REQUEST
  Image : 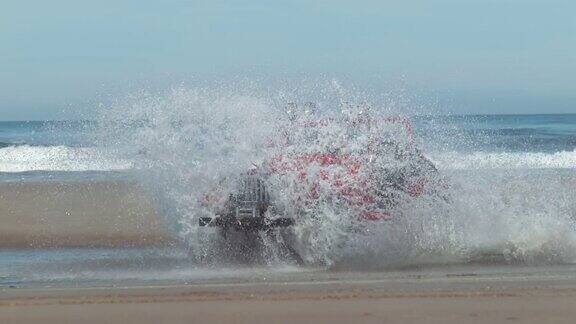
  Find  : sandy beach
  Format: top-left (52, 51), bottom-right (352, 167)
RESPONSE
top-left (1, 178), bottom-right (575, 323)
top-left (0, 181), bottom-right (175, 248)
top-left (1, 267), bottom-right (576, 323)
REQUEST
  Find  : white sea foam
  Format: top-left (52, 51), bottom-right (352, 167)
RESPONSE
top-left (2, 145), bottom-right (574, 173)
top-left (429, 150), bottom-right (576, 170)
top-left (0, 145), bottom-right (131, 173)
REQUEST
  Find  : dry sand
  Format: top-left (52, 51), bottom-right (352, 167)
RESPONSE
top-left (1, 269), bottom-right (576, 323)
top-left (0, 181), bottom-right (175, 248)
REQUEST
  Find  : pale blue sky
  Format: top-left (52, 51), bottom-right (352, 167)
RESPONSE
top-left (1, 0), bottom-right (575, 120)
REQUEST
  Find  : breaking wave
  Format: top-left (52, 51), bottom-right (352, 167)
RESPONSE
top-left (3, 146), bottom-right (574, 173)
top-left (2, 145), bottom-right (574, 173)
top-left (0, 145), bottom-right (131, 173)
top-left (429, 150), bottom-right (576, 170)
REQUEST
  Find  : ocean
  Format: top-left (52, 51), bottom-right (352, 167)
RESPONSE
top-left (0, 113), bottom-right (575, 287)
top-left (1, 114), bottom-right (575, 175)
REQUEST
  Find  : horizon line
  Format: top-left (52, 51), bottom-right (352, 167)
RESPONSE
top-left (0, 112), bottom-right (574, 123)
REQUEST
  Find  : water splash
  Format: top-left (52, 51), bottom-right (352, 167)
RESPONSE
top-left (92, 82), bottom-right (576, 268)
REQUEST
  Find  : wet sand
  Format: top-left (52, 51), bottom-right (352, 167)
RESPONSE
top-left (0, 181), bottom-right (175, 248)
top-left (1, 179), bottom-right (575, 323)
top-left (1, 267), bottom-right (576, 323)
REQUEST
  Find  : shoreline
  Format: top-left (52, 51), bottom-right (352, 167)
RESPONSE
top-left (2, 268), bottom-right (576, 323)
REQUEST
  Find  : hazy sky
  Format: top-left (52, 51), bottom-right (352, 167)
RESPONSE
top-left (1, 0), bottom-right (575, 120)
